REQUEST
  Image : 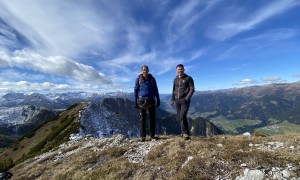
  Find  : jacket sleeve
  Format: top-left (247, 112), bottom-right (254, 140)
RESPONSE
top-left (171, 78), bottom-right (175, 101)
top-left (153, 78), bottom-right (160, 102)
top-left (134, 77), bottom-right (139, 102)
top-left (186, 76), bottom-right (195, 100)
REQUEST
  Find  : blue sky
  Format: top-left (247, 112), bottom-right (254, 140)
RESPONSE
top-left (0, 0), bottom-right (300, 94)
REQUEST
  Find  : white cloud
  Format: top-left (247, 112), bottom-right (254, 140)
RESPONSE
top-left (215, 45), bottom-right (239, 61)
top-left (0, 1), bottom-right (134, 58)
top-left (154, 57), bottom-right (184, 75)
top-left (0, 0), bottom-right (166, 80)
top-left (229, 64), bottom-right (249, 71)
top-left (0, 81), bottom-right (71, 92)
top-left (164, 0), bottom-right (219, 52)
top-left (0, 1), bottom-right (299, 93)
top-left (0, 50), bottom-right (11, 66)
top-left (293, 74), bottom-right (300, 78)
top-left (234, 77), bottom-right (288, 87)
top-left (0, 50), bottom-right (112, 84)
top-left (0, 23), bottom-right (19, 48)
top-left (236, 78), bottom-right (258, 85)
top-left (167, 0), bottom-right (219, 33)
top-left (0, 69), bottom-right (44, 81)
top-left (167, 0), bottom-right (200, 31)
top-left (0, 80), bottom-right (119, 93)
top-left (209, 0), bottom-right (300, 41)
top-left (261, 76), bottom-right (286, 83)
top-left (243, 29), bottom-right (299, 42)
top-left (191, 49), bottom-right (203, 60)
top-left (101, 52), bottom-right (184, 77)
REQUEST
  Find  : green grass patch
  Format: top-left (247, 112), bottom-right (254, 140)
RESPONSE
top-left (188, 109), bottom-right (218, 119)
top-left (210, 116), bottom-right (261, 133)
top-left (28, 116), bottom-right (78, 156)
top-left (19, 114), bottom-right (60, 141)
top-left (256, 120), bottom-right (300, 135)
top-left (0, 148), bottom-right (4, 154)
top-left (199, 111), bottom-right (218, 118)
top-left (0, 158), bottom-right (14, 171)
top-left (66, 103), bottom-right (78, 110)
top-left (267, 118), bottom-right (281, 125)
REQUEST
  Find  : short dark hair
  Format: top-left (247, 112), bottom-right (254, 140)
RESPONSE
top-left (176, 64), bottom-right (184, 69)
top-left (141, 65), bottom-right (149, 70)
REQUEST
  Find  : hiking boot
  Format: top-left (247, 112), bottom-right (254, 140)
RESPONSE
top-left (141, 137), bottom-right (146, 142)
top-left (183, 134), bottom-right (190, 140)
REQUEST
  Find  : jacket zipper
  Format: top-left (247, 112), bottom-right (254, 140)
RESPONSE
top-left (177, 77), bottom-right (181, 99)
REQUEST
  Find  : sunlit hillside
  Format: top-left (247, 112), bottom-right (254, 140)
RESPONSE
top-left (2, 133), bottom-right (300, 179)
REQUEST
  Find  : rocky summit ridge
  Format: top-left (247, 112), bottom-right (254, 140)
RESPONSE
top-left (1, 98), bottom-right (299, 179)
top-left (6, 132), bottom-right (300, 179)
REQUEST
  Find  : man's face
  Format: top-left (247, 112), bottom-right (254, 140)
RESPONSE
top-left (142, 67), bottom-right (149, 77)
top-left (176, 66), bottom-right (184, 77)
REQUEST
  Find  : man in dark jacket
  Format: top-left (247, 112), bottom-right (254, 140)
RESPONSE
top-left (134, 65), bottom-right (160, 142)
top-left (170, 64), bottom-right (195, 140)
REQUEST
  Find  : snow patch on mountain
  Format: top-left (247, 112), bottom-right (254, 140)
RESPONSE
top-left (79, 103), bottom-right (139, 138)
top-left (0, 106), bottom-right (44, 125)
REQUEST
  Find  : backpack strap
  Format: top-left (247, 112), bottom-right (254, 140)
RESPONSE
top-left (138, 74), bottom-right (143, 87)
top-left (137, 74), bottom-right (143, 93)
top-left (138, 74), bottom-right (154, 90)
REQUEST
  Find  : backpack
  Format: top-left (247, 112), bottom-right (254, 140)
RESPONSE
top-left (138, 74), bottom-right (155, 89)
top-left (137, 74), bottom-right (156, 108)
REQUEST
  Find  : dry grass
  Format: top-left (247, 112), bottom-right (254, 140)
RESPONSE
top-left (147, 134), bottom-right (300, 179)
top-left (8, 133), bottom-right (300, 179)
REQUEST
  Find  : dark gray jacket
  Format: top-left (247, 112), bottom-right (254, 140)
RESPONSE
top-left (171, 74), bottom-right (195, 101)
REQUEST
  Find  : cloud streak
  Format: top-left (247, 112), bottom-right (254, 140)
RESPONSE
top-left (0, 50), bottom-right (112, 84)
top-left (293, 74), bottom-right (300, 78)
top-left (0, 81), bottom-right (71, 92)
top-left (0, 1), bottom-right (300, 93)
top-left (236, 78), bottom-right (258, 85)
top-left (261, 77), bottom-right (286, 84)
top-left (0, 81), bottom-right (109, 92)
top-left (209, 0), bottom-right (300, 41)
top-left (0, 1), bottom-right (135, 58)
top-left (234, 76), bottom-right (288, 87)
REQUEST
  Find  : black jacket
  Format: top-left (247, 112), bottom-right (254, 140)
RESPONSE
top-left (171, 74), bottom-right (194, 101)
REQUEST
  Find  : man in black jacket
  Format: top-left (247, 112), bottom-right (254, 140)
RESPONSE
top-left (170, 64), bottom-right (195, 140)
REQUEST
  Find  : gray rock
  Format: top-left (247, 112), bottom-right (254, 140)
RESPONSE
top-left (282, 169), bottom-right (290, 178)
top-left (247, 169), bottom-right (265, 180)
top-left (242, 132), bottom-right (251, 137)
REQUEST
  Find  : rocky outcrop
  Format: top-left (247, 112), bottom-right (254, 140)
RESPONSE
top-left (100, 98), bottom-right (139, 126)
top-left (79, 103), bottom-right (140, 138)
top-left (98, 98), bottom-right (224, 137)
top-left (99, 98), bottom-right (176, 135)
top-left (9, 133), bottom-right (300, 180)
top-left (191, 117), bottom-right (224, 136)
top-left (0, 106), bottom-right (58, 137)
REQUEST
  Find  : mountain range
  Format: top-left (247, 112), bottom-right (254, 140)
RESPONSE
top-left (1, 81), bottom-right (300, 148)
top-left (1, 81), bottom-right (300, 178)
top-left (186, 81), bottom-right (300, 134)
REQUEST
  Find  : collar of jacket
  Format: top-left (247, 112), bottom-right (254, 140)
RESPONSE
top-left (177, 73), bottom-right (187, 79)
top-left (140, 73), bottom-right (153, 80)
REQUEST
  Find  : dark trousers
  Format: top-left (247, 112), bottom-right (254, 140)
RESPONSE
top-left (175, 98), bottom-right (190, 135)
top-left (140, 105), bottom-right (156, 137)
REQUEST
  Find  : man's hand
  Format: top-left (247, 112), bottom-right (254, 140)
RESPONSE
top-left (170, 100), bottom-right (174, 107)
top-left (156, 100), bottom-right (160, 107)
